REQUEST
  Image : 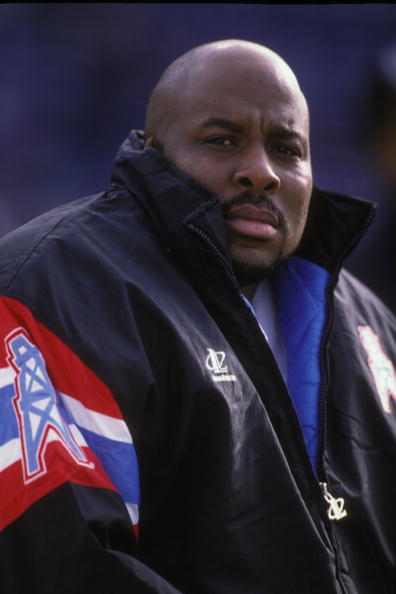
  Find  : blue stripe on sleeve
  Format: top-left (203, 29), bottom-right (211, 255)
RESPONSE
top-left (78, 428), bottom-right (140, 504)
top-left (0, 384), bottom-right (19, 445)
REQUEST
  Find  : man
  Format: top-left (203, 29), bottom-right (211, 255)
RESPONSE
top-left (0, 40), bottom-right (395, 594)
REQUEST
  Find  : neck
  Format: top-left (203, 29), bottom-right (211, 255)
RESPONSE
top-left (241, 283), bottom-right (259, 301)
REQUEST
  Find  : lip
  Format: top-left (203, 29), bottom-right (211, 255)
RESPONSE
top-left (225, 204), bottom-right (279, 240)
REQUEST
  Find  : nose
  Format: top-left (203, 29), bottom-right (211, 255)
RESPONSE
top-left (233, 147), bottom-right (280, 193)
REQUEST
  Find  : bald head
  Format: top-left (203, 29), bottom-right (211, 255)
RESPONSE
top-left (145, 40), bottom-right (307, 140)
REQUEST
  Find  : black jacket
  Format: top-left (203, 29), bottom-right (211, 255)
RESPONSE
top-left (0, 131), bottom-right (395, 594)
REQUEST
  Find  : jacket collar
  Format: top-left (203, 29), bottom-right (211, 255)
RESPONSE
top-left (111, 130), bottom-right (230, 264)
top-left (111, 130), bottom-right (376, 277)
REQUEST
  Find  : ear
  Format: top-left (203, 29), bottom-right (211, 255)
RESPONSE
top-left (144, 136), bottom-right (162, 150)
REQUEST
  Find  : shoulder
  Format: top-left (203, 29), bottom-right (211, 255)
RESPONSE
top-left (0, 188), bottom-right (147, 295)
top-left (0, 185), bottom-right (174, 343)
top-left (336, 269), bottom-right (395, 322)
top-left (0, 193), bottom-right (102, 290)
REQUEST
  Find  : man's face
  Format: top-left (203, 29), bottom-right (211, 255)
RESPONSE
top-left (151, 52), bottom-right (313, 283)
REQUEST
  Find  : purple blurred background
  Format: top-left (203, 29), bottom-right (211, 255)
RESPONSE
top-left (1, 4), bottom-right (396, 307)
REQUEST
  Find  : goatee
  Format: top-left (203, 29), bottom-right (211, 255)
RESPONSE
top-left (221, 190), bottom-right (289, 286)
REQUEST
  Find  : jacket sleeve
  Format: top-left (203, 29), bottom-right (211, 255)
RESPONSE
top-left (0, 295), bottom-right (183, 594)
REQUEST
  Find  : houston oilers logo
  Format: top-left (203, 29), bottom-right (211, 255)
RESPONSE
top-left (205, 348), bottom-right (236, 383)
top-left (6, 330), bottom-right (93, 483)
top-left (358, 325), bottom-right (396, 414)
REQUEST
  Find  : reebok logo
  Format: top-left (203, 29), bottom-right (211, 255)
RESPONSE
top-left (205, 348), bottom-right (236, 383)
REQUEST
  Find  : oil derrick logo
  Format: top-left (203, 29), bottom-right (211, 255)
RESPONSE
top-left (6, 330), bottom-right (92, 483)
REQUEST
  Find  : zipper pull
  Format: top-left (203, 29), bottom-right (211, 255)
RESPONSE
top-left (319, 482), bottom-right (348, 521)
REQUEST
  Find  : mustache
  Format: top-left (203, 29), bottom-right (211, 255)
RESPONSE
top-left (221, 191), bottom-right (287, 230)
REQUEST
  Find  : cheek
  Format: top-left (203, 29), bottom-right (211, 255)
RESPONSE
top-left (177, 156), bottom-right (229, 195)
top-left (283, 175), bottom-right (312, 232)
top-left (166, 148), bottom-right (204, 182)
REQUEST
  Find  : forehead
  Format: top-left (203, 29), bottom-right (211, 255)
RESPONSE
top-left (173, 54), bottom-right (308, 134)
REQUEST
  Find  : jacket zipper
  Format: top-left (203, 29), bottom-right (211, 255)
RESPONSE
top-left (316, 204), bottom-right (375, 488)
top-left (319, 482), bottom-right (348, 521)
top-left (189, 221), bottom-right (352, 523)
top-left (186, 224), bottom-right (238, 287)
top-left (314, 206), bottom-right (375, 593)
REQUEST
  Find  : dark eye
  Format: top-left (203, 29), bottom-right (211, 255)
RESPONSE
top-left (272, 144), bottom-right (301, 158)
top-left (205, 136), bottom-right (236, 147)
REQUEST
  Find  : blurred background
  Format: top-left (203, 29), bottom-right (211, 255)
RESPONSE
top-left (1, 3), bottom-right (396, 310)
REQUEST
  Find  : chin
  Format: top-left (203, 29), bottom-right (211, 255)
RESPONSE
top-left (231, 251), bottom-right (289, 286)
